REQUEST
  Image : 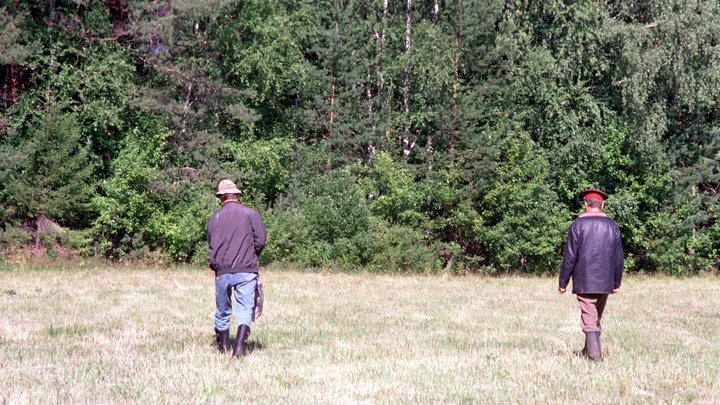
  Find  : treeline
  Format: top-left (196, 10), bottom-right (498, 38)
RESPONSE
top-left (1, 0), bottom-right (718, 274)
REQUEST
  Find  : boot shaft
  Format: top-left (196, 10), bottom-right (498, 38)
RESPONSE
top-left (215, 328), bottom-right (231, 354)
top-left (585, 331), bottom-right (602, 361)
top-left (233, 325), bottom-right (251, 357)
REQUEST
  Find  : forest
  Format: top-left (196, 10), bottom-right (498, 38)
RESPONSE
top-left (0, 0), bottom-right (718, 274)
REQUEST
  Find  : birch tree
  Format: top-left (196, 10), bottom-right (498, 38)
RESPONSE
top-left (401, 0), bottom-right (415, 163)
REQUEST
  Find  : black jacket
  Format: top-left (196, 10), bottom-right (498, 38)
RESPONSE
top-left (207, 202), bottom-right (267, 275)
top-left (559, 215), bottom-right (623, 294)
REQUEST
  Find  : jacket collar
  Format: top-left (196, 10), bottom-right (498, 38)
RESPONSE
top-left (579, 212), bottom-right (607, 217)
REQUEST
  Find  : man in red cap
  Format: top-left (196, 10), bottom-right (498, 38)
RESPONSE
top-left (558, 189), bottom-right (624, 360)
top-left (207, 179), bottom-right (266, 357)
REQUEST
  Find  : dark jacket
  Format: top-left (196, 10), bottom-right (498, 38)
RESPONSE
top-left (559, 215), bottom-right (623, 294)
top-left (207, 201), bottom-right (267, 275)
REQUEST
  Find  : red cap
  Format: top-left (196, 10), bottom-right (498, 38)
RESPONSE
top-left (580, 189), bottom-right (608, 201)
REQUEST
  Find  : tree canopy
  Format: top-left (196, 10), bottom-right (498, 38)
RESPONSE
top-left (1, 0), bottom-right (718, 274)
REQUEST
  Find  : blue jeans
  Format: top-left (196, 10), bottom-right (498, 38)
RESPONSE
top-left (214, 272), bottom-right (257, 331)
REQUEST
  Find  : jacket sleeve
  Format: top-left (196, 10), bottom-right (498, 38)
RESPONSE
top-left (613, 228), bottom-right (624, 287)
top-left (250, 209), bottom-right (267, 255)
top-left (559, 223), bottom-right (577, 289)
top-left (207, 218), bottom-right (216, 271)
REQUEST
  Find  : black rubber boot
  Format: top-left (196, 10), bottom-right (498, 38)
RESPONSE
top-left (586, 331), bottom-right (601, 361)
top-left (215, 328), bottom-right (231, 354)
top-left (233, 324), bottom-right (251, 357)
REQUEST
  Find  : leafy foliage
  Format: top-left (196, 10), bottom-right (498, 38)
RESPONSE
top-left (0, 0), bottom-right (719, 273)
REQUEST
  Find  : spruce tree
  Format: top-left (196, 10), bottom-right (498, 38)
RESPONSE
top-left (2, 111), bottom-right (96, 227)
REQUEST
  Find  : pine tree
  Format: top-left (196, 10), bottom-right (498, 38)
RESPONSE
top-left (2, 111), bottom-right (96, 227)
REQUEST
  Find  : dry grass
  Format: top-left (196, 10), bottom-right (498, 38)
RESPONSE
top-left (1, 262), bottom-right (719, 404)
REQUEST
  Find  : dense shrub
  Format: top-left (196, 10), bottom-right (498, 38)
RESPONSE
top-left (479, 132), bottom-right (569, 273)
top-left (367, 220), bottom-right (439, 273)
top-left (92, 122), bottom-right (171, 260)
top-left (217, 137), bottom-right (293, 203)
top-left (262, 170), bottom-right (372, 268)
top-left (262, 159), bottom-right (461, 272)
top-left (639, 195), bottom-right (716, 275)
top-left (361, 152), bottom-right (424, 225)
top-left (93, 120), bottom-right (220, 263)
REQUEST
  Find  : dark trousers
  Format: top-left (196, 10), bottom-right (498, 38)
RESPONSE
top-left (576, 294), bottom-right (608, 332)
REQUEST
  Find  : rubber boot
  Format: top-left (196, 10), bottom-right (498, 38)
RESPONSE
top-left (233, 324), bottom-right (251, 357)
top-left (585, 331), bottom-right (601, 361)
top-left (215, 328), bottom-right (231, 354)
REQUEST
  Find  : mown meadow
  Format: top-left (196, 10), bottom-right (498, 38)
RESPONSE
top-left (1, 262), bottom-right (718, 403)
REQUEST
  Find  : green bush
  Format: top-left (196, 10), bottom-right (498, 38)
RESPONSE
top-left (260, 206), bottom-right (308, 265)
top-left (92, 121), bottom-right (171, 260)
top-left (367, 220), bottom-right (439, 273)
top-left (146, 182), bottom-right (216, 263)
top-left (262, 170), bottom-right (372, 268)
top-left (300, 173), bottom-right (371, 243)
top-left (217, 137), bottom-right (293, 202)
top-left (479, 132), bottom-right (569, 273)
top-left (57, 229), bottom-right (95, 256)
top-left (0, 225), bottom-right (32, 247)
top-left (93, 122), bottom-right (217, 262)
top-left (420, 167), bottom-right (484, 271)
top-left (641, 195), bottom-right (715, 275)
top-left (362, 152), bottom-right (424, 225)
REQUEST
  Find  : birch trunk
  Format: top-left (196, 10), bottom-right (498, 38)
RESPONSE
top-left (47, 0), bottom-right (56, 22)
top-left (327, 8), bottom-right (340, 172)
top-left (450, 0), bottom-right (463, 165)
top-left (402, 0), bottom-right (414, 163)
top-left (403, 0), bottom-right (412, 116)
top-left (366, 69), bottom-right (375, 163)
top-left (379, 0), bottom-right (394, 156)
top-left (377, 0), bottom-right (388, 92)
top-left (327, 77), bottom-right (336, 172)
top-left (11, 65), bottom-right (18, 104)
top-left (3, 68), bottom-right (7, 109)
top-left (428, 0), bottom-right (442, 170)
top-left (180, 82), bottom-right (193, 137)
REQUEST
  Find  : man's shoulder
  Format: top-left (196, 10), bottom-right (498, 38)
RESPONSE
top-left (222, 202), bottom-right (262, 217)
top-left (573, 215), bottom-right (620, 229)
top-left (209, 202), bottom-right (261, 218)
top-left (209, 204), bottom-right (227, 217)
top-left (207, 206), bottom-right (222, 226)
top-left (208, 203), bottom-right (239, 221)
top-left (240, 203), bottom-right (263, 216)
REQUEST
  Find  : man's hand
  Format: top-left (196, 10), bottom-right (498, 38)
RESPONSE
top-left (558, 287), bottom-right (566, 294)
top-left (613, 285), bottom-right (620, 293)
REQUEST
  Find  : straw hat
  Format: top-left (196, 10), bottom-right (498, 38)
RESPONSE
top-left (216, 179), bottom-right (241, 196)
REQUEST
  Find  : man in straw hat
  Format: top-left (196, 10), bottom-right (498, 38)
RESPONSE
top-left (207, 179), bottom-right (266, 357)
top-left (558, 189), bottom-right (624, 360)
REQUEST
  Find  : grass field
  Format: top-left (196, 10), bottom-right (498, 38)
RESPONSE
top-left (1, 262), bottom-right (719, 404)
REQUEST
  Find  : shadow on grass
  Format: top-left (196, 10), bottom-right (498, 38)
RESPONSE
top-left (243, 340), bottom-right (266, 353)
top-left (207, 337), bottom-right (265, 355)
top-left (213, 336), bottom-right (266, 353)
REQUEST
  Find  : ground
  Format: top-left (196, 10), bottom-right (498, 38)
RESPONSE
top-left (1, 262), bottom-right (718, 403)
